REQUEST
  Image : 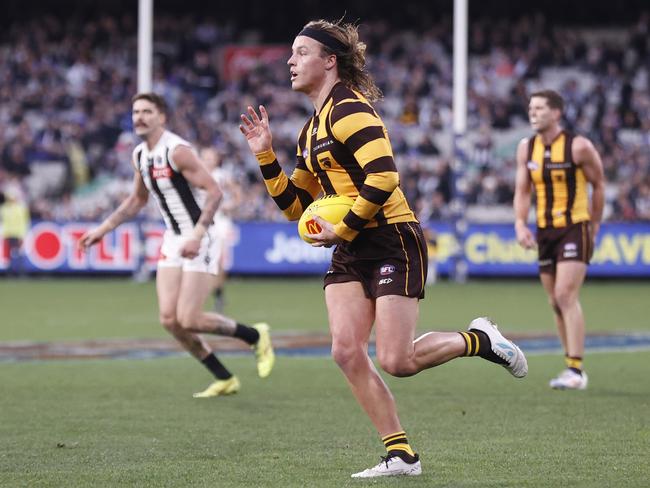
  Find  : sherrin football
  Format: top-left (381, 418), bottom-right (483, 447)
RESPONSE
top-left (298, 194), bottom-right (355, 243)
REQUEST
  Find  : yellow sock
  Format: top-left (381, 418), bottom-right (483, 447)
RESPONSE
top-left (566, 356), bottom-right (583, 373)
top-left (460, 331), bottom-right (480, 356)
top-left (382, 431), bottom-right (415, 457)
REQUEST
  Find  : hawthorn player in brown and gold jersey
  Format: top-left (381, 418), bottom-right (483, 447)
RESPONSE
top-left (241, 19), bottom-right (527, 478)
top-left (515, 89), bottom-right (605, 390)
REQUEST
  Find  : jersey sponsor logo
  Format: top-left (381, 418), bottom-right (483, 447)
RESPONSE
top-left (545, 162), bottom-right (572, 170)
top-left (380, 264), bottom-right (395, 275)
top-left (152, 167), bottom-right (173, 179)
top-left (313, 139), bottom-right (334, 152)
top-left (526, 161), bottom-right (539, 171)
top-left (378, 277), bottom-right (393, 285)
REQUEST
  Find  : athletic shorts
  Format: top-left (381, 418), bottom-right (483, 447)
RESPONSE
top-left (537, 221), bottom-right (592, 273)
top-left (212, 213), bottom-right (234, 268)
top-left (157, 227), bottom-right (221, 275)
top-left (324, 222), bottom-right (428, 299)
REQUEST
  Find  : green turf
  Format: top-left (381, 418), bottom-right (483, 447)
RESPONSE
top-left (1, 277), bottom-right (649, 487)
top-left (0, 278), bottom-right (649, 341)
top-left (0, 354), bottom-right (648, 487)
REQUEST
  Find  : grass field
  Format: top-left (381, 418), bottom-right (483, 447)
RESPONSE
top-left (1, 277), bottom-right (649, 487)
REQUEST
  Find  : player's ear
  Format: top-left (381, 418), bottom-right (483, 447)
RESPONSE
top-left (324, 53), bottom-right (337, 71)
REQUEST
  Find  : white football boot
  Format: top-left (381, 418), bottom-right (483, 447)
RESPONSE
top-left (351, 454), bottom-right (422, 478)
top-left (550, 369), bottom-right (588, 390)
top-left (468, 317), bottom-right (528, 378)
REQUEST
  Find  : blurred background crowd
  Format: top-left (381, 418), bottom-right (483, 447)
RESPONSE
top-left (1, 7), bottom-right (649, 224)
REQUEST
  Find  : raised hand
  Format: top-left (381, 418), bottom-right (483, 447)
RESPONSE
top-left (239, 105), bottom-right (273, 154)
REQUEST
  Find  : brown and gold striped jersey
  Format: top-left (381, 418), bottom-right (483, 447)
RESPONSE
top-left (256, 82), bottom-right (416, 241)
top-left (526, 130), bottom-right (590, 228)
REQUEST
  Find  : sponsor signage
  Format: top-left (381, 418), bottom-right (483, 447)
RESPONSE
top-left (1, 221), bottom-right (649, 277)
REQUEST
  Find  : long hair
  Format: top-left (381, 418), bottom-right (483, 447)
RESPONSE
top-left (303, 19), bottom-right (382, 102)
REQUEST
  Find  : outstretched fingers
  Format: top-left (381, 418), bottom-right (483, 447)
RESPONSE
top-left (259, 105), bottom-right (269, 124)
top-left (247, 105), bottom-right (262, 124)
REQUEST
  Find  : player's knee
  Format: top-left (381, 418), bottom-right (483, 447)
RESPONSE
top-left (331, 341), bottom-right (364, 370)
top-left (159, 312), bottom-right (179, 333)
top-left (554, 289), bottom-right (577, 310)
top-left (377, 354), bottom-right (416, 377)
top-left (177, 311), bottom-right (200, 330)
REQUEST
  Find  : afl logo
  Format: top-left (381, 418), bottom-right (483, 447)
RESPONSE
top-left (380, 264), bottom-right (395, 275)
top-left (302, 149), bottom-right (309, 159)
top-left (526, 161), bottom-right (539, 171)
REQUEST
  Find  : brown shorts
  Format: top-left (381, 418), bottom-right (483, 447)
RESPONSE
top-left (324, 222), bottom-right (428, 299)
top-left (537, 221), bottom-right (593, 273)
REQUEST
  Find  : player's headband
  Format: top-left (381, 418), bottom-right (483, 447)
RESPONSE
top-left (297, 27), bottom-right (347, 54)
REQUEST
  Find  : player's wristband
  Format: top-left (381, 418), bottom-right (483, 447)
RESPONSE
top-left (255, 149), bottom-right (277, 165)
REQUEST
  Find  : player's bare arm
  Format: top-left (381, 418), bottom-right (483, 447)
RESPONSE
top-left (173, 144), bottom-right (223, 257)
top-left (513, 138), bottom-right (536, 249)
top-left (79, 171), bottom-right (149, 251)
top-left (573, 136), bottom-right (606, 239)
top-left (239, 105), bottom-right (273, 155)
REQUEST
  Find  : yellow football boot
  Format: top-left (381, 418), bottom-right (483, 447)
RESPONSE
top-left (253, 323), bottom-right (275, 378)
top-left (192, 376), bottom-right (241, 398)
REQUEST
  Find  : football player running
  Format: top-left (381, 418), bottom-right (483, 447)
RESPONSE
top-left (80, 93), bottom-right (274, 397)
top-left (240, 19), bottom-right (527, 478)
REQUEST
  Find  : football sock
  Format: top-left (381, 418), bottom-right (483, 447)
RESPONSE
top-left (382, 431), bottom-right (417, 462)
top-left (201, 353), bottom-right (232, 380)
top-left (233, 323), bottom-right (260, 345)
top-left (565, 355), bottom-right (583, 375)
top-left (214, 287), bottom-right (224, 312)
top-left (459, 331), bottom-right (507, 365)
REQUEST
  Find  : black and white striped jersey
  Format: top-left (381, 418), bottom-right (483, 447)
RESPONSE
top-left (133, 130), bottom-right (206, 236)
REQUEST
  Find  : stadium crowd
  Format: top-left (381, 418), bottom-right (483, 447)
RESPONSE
top-left (0, 12), bottom-right (649, 223)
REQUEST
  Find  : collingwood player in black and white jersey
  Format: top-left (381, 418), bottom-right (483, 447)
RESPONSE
top-left (80, 93), bottom-right (274, 398)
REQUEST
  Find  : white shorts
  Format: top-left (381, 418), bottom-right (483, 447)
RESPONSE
top-left (212, 213), bottom-right (234, 267)
top-left (157, 228), bottom-right (221, 275)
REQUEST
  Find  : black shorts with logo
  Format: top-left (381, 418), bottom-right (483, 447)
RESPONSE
top-left (324, 222), bottom-right (428, 299)
top-left (537, 221), bottom-right (593, 273)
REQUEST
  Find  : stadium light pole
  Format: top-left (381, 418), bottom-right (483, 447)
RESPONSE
top-left (451, 0), bottom-right (469, 283)
top-left (137, 0), bottom-right (153, 92)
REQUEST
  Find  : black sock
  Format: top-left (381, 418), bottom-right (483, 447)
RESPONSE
top-left (233, 323), bottom-right (260, 345)
top-left (459, 331), bottom-right (507, 365)
top-left (388, 450), bottom-right (419, 463)
top-left (214, 288), bottom-right (225, 311)
top-left (201, 353), bottom-right (232, 380)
